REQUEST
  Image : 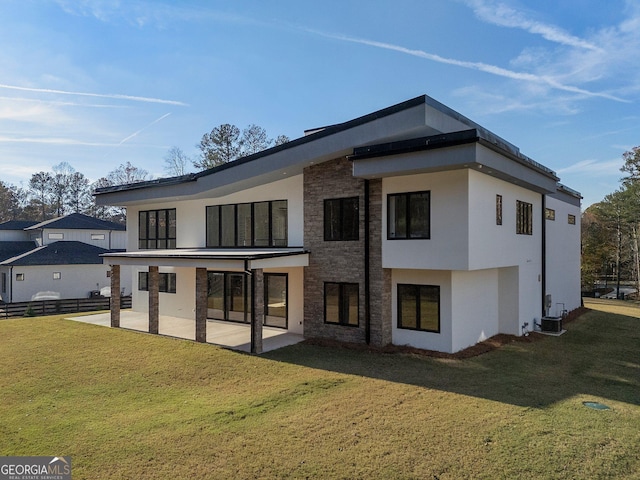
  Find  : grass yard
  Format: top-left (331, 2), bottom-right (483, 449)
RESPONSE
top-left (0, 301), bottom-right (639, 479)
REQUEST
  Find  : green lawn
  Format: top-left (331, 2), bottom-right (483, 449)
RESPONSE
top-left (1, 301), bottom-right (639, 479)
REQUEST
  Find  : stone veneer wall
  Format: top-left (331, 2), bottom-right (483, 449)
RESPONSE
top-left (303, 157), bottom-right (391, 346)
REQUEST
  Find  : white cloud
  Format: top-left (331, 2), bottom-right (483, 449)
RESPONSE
top-left (557, 158), bottom-right (623, 176)
top-left (463, 0), bottom-right (602, 51)
top-left (305, 29), bottom-right (625, 102)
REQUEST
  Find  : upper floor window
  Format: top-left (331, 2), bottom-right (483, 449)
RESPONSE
top-left (48, 233), bottom-right (64, 240)
top-left (568, 214), bottom-right (576, 225)
top-left (206, 200), bottom-right (287, 248)
top-left (516, 200), bottom-right (533, 235)
top-left (91, 233), bottom-right (106, 240)
top-left (324, 197), bottom-right (359, 241)
top-left (139, 209), bottom-right (177, 249)
top-left (545, 208), bottom-right (555, 221)
top-left (496, 194), bottom-right (503, 225)
top-left (388, 191), bottom-right (430, 240)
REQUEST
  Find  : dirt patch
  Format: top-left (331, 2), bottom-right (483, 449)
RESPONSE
top-left (303, 306), bottom-right (590, 360)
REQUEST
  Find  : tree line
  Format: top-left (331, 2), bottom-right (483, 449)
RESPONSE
top-left (582, 146), bottom-right (640, 296)
top-left (0, 122), bottom-right (289, 224)
top-left (0, 161), bottom-right (149, 224)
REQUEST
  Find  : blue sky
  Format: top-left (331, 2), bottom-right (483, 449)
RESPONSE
top-left (1, 0), bottom-right (639, 208)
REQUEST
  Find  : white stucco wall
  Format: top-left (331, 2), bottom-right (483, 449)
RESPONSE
top-left (126, 175), bottom-right (304, 251)
top-left (451, 268), bottom-right (500, 352)
top-left (383, 170), bottom-right (469, 270)
top-left (545, 195), bottom-right (582, 315)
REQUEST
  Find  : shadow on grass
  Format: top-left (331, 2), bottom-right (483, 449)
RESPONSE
top-left (264, 307), bottom-right (640, 409)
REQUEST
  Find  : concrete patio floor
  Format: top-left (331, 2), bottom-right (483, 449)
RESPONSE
top-left (67, 311), bottom-right (304, 353)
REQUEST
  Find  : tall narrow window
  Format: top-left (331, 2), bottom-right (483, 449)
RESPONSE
top-left (516, 200), bottom-right (533, 235)
top-left (496, 194), bottom-right (503, 225)
top-left (568, 214), bottom-right (576, 225)
top-left (388, 191), bottom-right (430, 239)
top-left (324, 197), bottom-right (359, 241)
top-left (397, 284), bottom-right (440, 333)
top-left (264, 273), bottom-right (287, 328)
top-left (1, 272), bottom-right (6, 293)
top-left (324, 282), bottom-right (359, 326)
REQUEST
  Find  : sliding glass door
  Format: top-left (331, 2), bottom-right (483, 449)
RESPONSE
top-left (207, 271), bottom-right (287, 329)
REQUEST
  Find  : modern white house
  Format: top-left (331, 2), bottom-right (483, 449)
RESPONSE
top-left (0, 213), bottom-right (130, 303)
top-left (95, 95), bottom-right (581, 354)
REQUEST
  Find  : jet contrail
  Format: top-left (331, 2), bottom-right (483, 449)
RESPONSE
top-left (0, 83), bottom-right (188, 106)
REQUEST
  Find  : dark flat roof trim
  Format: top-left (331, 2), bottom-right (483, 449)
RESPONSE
top-left (349, 129), bottom-right (479, 160)
top-left (349, 129), bottom-right (558, 180)
top-left (101, 248), bottom-right (310, 261)
top-left (94, 96), bottom-right (430, 196)
top-left (557, 183), bottom-right (582, 199)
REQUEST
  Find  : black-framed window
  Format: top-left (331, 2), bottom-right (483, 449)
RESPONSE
top-left (397, 284), bottom-right (440, 333)
top-left (516, 200), bottom-right (533, 235)
top-left (545, 208), bottom-right (556, 221)
top-left (264, 273), bottom-right (287, 329)
top-left (568, 214), bottom-right (576, 225)
top-left (324, 282), bottom-right (359, 326)
top-left (496, 194), bottom-right (503, 225)
top-left (139, 209), bottom-right (177, 249)
top-left (324, 197), bottom-right (359, 241)
top-left (1, 272), bottom-right (6, 293)
top-left (388, 191), bottom-right (430, 239)
top-left (138, 272), bottom-right (177, 294)
top-left (206, 200), bottom-right (287, 247)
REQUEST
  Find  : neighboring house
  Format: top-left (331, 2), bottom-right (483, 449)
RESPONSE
top-left (0, 213), bottom-right (130, 303)
top-left (95, 95), bottom-right (581, 354)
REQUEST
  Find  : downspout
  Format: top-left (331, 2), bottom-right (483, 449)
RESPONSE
top-left (364, 180), bottom-right (371, 345)
top-left (541, 193), bottom-right (547, 317)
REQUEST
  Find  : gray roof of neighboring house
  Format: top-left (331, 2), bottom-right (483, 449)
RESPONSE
top-left (26, 213), bottom-right (125, 231)
top-left (0, 220), bottom-right (38, 231)
top-left (0, 241), bottom-right (112, 266)
top-left (0, 241), bottom-right (37, 263)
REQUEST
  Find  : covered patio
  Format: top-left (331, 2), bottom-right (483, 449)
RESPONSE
top-left (69, 310), bottom-right (304, 353)
top-left (102, 248), bottom-right (309, 354)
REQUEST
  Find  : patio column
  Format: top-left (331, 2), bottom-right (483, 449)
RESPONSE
top-left (110, 264), bottom-right (120, 328)
top-left (251, 268), bottom-right (264, 354)
top-left (148, 266), bottom-right (159, 334)
top-left (195, 268), bottom-right (207, 343)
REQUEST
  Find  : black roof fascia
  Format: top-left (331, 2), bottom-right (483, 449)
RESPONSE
top-left (349, 129), bottom-right (480, 160)
top-left (94, 96), bottom-right (430, 196)
top-left (101, 248), bottom-right (309, 261)
top-left (349, 128), bottom-right (558, 181)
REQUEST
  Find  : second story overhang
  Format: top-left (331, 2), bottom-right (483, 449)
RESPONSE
top-left (348, 129), bottom-right (560, 195)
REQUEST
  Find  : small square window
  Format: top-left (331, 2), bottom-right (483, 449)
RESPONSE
top-left (16, 273), bottom-right (24, 281)
top-left (53, 272), bottom-right (61, 280)
top-left (545, 208), bottom-right (555, 221)
top-left (568, 214), bottom-right (576, 225)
